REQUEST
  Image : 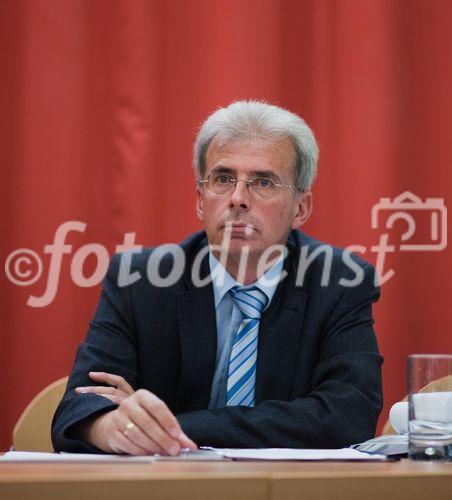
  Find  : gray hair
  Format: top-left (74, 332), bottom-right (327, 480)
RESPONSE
top-left (193, 100), bottom-right (319, 191)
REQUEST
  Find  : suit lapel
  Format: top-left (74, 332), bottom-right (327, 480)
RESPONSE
top-left (175, 251), bottom-right (217, 412)
top-left (255, 250), bottom-right (307, 403)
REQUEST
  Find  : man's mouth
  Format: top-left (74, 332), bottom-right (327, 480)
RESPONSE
top-left (223, 221), bottom-right (256, 237)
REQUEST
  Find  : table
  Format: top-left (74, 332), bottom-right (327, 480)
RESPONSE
top-left (1, 459), bottom-right (452, 500)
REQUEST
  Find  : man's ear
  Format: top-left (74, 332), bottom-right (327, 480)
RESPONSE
top-left (196, 186), bottom-right (204, 221)
top-left (291, 191), bottom-right (313, 229)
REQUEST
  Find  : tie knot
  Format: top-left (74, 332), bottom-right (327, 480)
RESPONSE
top-left (229, 286), bottom-right (268, 319)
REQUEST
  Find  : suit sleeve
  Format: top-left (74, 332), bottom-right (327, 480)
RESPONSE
top-left (51, 254), bottom-right (138, 453)
top-left (177, 262), bottom-right (383, 449)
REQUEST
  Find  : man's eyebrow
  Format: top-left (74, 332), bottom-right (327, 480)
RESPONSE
top-left (209, 166), bottom-right (281, 181)
top-left (250, 169), bottom-right (279, 179)
top-left (210, 166), bottom-right (234, 174)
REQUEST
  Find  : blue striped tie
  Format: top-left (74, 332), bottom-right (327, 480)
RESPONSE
top-left (226, 286), bottom-right (268, 407)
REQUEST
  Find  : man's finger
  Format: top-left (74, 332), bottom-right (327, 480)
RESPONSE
top-left (75, 386), bottom-right (126, 397)
top-left (76, 386), bottom-right (114, 394)
top-left (118, 418), bottom-right (165, 455)
top-left (175, 430), bottom-right (198, 450)
top-left (88, 372), bottom-right (134, 394)
top-left (135, 390), bottom-right (183, 441)
top-left (112, 430), bottom-right (152, 456)
top-left (120, 395), bottom-right (182, 455)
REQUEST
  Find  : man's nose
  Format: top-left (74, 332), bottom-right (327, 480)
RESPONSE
top-left (229, 179), bottom-right (251, 210)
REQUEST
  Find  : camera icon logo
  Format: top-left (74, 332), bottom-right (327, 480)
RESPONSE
top-left (371, 191), bottom-right (447, 251)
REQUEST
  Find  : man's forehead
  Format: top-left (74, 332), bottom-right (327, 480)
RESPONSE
top-left (205, 136), bottom-right (296, 169)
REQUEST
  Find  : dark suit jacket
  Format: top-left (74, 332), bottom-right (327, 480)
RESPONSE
top-left (52, 230), bottom-right (383, 453)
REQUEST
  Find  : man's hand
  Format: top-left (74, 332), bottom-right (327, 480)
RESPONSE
top-left (75, 372), bottom-right (134, 403)
top-left (82, 389), bottom-right (197, 455)
top-left (75, 373), bottom-right (197, 455)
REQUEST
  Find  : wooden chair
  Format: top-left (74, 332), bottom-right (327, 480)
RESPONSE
top-left (12, 376), bottom-right (68, 452)
top-left (381, 374), bottom-right (452, 435)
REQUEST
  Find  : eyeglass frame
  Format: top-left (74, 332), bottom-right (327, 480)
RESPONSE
top-left (197, 173), bottom-right (299, 197)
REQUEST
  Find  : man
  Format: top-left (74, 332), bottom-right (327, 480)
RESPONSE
top-left (52, 100), bottom-right (383, 455)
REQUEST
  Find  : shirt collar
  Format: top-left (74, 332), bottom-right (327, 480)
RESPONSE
top-left (209, 251), bottom-right (284, 310)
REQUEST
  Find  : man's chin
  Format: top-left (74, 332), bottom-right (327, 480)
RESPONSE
top-left (225, 239), bottom-right (262, 259)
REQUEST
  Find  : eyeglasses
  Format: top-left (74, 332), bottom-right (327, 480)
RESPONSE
top-left (198, 172), bottom-right (298, 199)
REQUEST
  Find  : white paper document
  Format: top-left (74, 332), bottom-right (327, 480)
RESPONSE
top-left (1, 451), bottom-right (155, 463)
top-left (1, 450), bottom-right (225, 463)
top-left (203, 447), bottom-right (389, 461)
top-left (2, 447), bottom-right (388, 463)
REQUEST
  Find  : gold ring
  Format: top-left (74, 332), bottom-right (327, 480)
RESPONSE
top-left (123, 421), bottom-right (135, 437)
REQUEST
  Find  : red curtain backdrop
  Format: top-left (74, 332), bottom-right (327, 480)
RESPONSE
top-left (1, 0), bottom-right (451, 451)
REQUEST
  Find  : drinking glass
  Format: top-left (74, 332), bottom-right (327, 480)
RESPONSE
top-left (408, 354), bottom-right (452, 460)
